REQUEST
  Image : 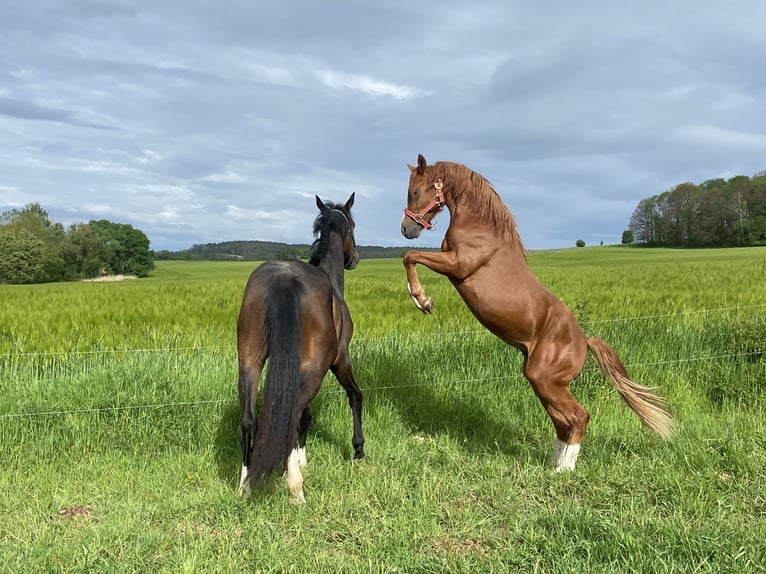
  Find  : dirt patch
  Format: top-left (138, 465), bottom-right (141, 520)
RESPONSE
top-left (54, 504), bottom-right (95, 521)
top-left (82, 275), bottom-right (137, 282)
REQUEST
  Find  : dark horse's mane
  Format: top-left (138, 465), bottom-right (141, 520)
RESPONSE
top-left (309, 202), bottom-right (354, 266)
top-left (440, 162), bottom-right (525, 253)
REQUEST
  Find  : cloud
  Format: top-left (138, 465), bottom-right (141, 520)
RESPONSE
top-left (317, 70), bottom-right (423, 100)
top-left (0, 1), bottom-right (764, 252)
top-left (0, 96), bottom-right (116, 129)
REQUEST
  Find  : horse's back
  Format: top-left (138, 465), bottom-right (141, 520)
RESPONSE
top-left (238, 259), bottom-right (338, 365)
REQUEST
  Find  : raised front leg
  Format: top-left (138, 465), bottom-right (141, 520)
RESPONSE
top-left (403, 248), bottom-right (494, 313)
top-left (403, 250), bottom-right (455, 313)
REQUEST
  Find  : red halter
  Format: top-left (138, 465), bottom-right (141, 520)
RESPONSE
top-left (403, 179), bottom-right (444, 230)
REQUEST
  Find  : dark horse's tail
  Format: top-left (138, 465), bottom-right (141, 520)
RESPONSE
top-left (587, 337), bottom-right (674, 439)
top-left (249, 281), bottom-right (302, 484)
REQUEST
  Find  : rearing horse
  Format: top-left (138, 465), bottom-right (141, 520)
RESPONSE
top-left (237, 193), bottom-right (364, 503)
top-left (400, 154), bottom-right (672, 471)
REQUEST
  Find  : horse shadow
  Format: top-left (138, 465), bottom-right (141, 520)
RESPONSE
top-left (212, 346), bottom-right (547, 487)
top-left (213, 400), bottom-right (242, 488)
top-left (212, 383), bottom-right (364, 488)
top-left (362, 347), bottom-right (546, 464)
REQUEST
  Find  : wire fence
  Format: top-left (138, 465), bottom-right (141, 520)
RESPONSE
top-left (2, 303), bottom-right (764, 420)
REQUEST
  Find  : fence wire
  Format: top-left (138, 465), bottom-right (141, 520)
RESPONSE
top-left (1, 303), bottom-right (764, 420)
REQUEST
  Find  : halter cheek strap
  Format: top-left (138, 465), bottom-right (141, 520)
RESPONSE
top-left (403, 179), bottom-right (444, 230)
top-left (332, 208), bottom-right (357, 269)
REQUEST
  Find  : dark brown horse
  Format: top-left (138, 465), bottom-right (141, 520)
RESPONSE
top-left (400, 154), bottom-right (672, 471)
top-left (237, 193), bottom-right (364, 503)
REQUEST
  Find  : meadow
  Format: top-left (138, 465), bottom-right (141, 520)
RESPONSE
top-left (1, 246), bottom-right (765, 573)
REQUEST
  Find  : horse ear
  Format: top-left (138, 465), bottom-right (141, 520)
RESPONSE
top-left (407, 163), bottom-right (416, 173)
top-left (417, 154), bottom-right (427, 174)
top-left (344, 192), bottom-right (355, 211)
top-left (316, 195), bottom-right (329, 212)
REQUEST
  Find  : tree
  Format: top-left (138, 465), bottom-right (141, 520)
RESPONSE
top-left (0, 231), bottom-right (53, 283)
top-left (747, 175), bottom-right (766, 245)
top-left (627, 170), bottom-right (766, 248)
top-left (88, 220), bottom-right (154, 277)
top-left (0, 204), bottom-right (155, 283)
top-left (0, 203), bottom-right (65, 281)
top-left (63, 223), bottom-right (111, 279)
top-left (621, 230), bottom-right (633, 244)
top-left (666, 183), bottom-right (702, 246)
top-left (575, 239), bottom-right (585, 248)
top-left (629, 197), bottom-right (662, 244)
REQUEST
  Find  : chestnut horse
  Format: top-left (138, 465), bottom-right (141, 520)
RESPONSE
top-left (400, 154), bottom-right (672, 471)
top-left (237, 194), bottom-right (364, 503)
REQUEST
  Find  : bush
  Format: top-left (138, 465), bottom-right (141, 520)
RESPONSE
top-left (702, 315), bottom-right (766, 406)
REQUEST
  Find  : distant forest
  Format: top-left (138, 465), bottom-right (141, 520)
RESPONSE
top-left (1, 203), bottom-right (154, 284)
top-left (627, 171), bottom-right (766, 247)
top-left (154, 241), bottom-right (434, 261)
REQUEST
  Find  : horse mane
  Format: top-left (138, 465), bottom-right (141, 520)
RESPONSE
top-left (440, 162), bottom-right (525, 252)
top-left (309, 203), bottom-right (354, 266)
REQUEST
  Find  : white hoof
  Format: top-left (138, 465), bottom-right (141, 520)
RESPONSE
top-left (551, 439), bottom-right (580, 472)
top-left (297, 446), bottom-right (307, 468)
top-left (287, 448), bottom-right (305, 503)
top-left (238, 465), bottom-right (251, 497)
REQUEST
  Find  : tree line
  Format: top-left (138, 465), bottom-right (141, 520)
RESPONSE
top-left (0, 203), bottom-right (154, 284)
top-left (627, 171), bottom-right (766, 247)
top-left (155, 241), bottom-right (429, 261)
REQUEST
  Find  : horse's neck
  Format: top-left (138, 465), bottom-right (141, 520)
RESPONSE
top-left (443, 167), bottom-right (527, 262)
top-left (316, 232), bottom-right (345, 294)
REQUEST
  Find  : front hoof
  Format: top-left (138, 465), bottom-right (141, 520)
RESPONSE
top-left (422, 298), bottom-right (433, 314)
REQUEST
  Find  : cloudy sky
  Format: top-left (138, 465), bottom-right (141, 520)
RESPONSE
top-left (1, 1), bottom-right (765, 251)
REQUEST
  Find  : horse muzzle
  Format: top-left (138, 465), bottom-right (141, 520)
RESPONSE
top-left (345, 249), bottom-right (360, 270)
top-left (401, 217), bottom-right (423, 240)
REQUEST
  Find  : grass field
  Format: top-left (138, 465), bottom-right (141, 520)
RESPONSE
top-left (1, 246), bottom-right (765, 572)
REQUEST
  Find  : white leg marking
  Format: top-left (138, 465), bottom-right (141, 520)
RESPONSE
top-left (297, 446), bottom-right (307, 468)
top-left (552, 441), bottom-right (581, 473)
top-left (287, 448), bottom-right (305, 504)
top-left (238, 465), bottom-right (251, 497)
top-left (407, 283), bottom-right (424, 310)
top-left (550, 439), bottom-right (566, 468)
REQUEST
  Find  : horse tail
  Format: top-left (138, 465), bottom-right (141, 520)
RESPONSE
top-left (586, 337), bottom-right (674, 439)
top-left (249, 280), bottom-right (302, 483)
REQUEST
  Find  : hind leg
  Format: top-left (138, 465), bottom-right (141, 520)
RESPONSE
top-left (332, 354), bottom-right (365, 460)
top-left (287, 371), bottom-right (325, 504)
top-left (296, 406), bottom-right (311, 468)
top-left (238, 358), bottom-right (265, 497)
top-left (524, 348), bottom-right (589, 472)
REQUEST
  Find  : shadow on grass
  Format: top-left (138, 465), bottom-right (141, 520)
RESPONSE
top-left (211, 383), bottom-right (361, 493)
top-left (213, 399), bottom-right (241, 489)
top-left (212, 345), bottom-right (551, 491)
top-left (363, 348), bottom-right (546, 464)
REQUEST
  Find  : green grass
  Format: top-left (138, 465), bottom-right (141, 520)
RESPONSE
top-left (1, 247), bottom-right (766, 572)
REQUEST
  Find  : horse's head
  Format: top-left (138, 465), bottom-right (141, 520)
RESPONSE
top-left (315, 193), bottom-right (359, 270)
top-left (401, 154), bottom-right (445, 239)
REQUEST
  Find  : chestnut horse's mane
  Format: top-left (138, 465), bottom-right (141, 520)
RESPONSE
top-left (439, 162), bottom-right (525, 253)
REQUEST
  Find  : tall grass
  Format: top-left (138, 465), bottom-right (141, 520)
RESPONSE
top-left (1, 247), bottom-right (765, 572)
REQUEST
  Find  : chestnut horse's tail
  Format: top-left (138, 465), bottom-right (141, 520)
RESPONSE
top-left (587, 337), bottom-right (674, 439)
top-left (249, 282), bottom-right (302, 483)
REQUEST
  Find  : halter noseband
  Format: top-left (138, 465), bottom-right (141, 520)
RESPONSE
top-left (404, 179), bottom-right (444, 230)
